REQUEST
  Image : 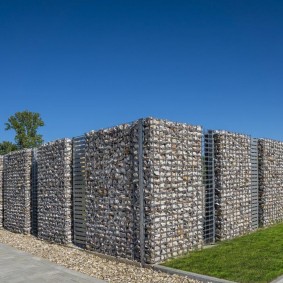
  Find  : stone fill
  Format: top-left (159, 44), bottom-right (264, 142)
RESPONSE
top-left (213, 131), bottom-right (253, 240)
top-left (3, 149), bottom-right (32, 234)
top-left (258, 139), bottom-right (283, 226)
top-left (37, 139), bottom-right (72, 244)
top-left (85, 118), bottom-right (203, 264)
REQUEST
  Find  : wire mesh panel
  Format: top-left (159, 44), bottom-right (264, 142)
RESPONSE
top-left (37, 139), bottom-right (73, 244)
top-left (142, 118), bottom-right (204, 263)
top-left (203, 130), bottom-right (215, 244)
top-left (3, 149), bottom-right (32, 234)
top-left (85, 122), bottom-right (140, 261)
top-left (73, 136), bottom-right (86, 247)
top-left (258, 139), bottom-right (283, 226)
top-left (213, 131), bottom-right (254, 240)
top-left (84, 117), bottom-right (204, 264)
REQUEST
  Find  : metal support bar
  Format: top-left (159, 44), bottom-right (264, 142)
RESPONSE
top-left (250, 138), bottom-right (259, 229)
top-left (138, 119), bottom-right (145, 266)
top-left (72, 136), bottom-right (86, 247)
top-left (203, 130), bottom-right (215, 244)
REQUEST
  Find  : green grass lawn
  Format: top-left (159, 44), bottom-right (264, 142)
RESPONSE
top-left (163, 223), bottom-right (283, 283)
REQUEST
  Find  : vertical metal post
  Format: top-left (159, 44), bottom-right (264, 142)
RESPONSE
top-left (250, 138), bottom-right (259, 229)
top-left (138, 119), bottom-right (145, 266)
top-left (204, 130), bottom-right (216, 244)
top-left (72, 136), bottom-right (86, 247)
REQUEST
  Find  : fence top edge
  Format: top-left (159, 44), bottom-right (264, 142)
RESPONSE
top-left (205, 129), bottom-right (251, 139)
top-left (84, 117), bottom-right (203, 136)
top-left (258, 137), bottom-right (283, 144)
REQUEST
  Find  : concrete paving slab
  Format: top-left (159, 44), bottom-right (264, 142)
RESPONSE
top-left (0, 243), bottom-right (106, 283)
top-left (271, 274), bottom-right (283, 283)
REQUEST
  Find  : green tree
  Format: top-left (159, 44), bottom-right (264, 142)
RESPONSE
top-left (0, 141), bottom-right (17, 155)
top-left (5, 110), bottom-right (45, 149)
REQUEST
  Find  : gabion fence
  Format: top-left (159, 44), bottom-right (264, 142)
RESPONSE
top-left (210, 131), bottom-right (257, 241)
top-left (85, 122), bottom-right (138, 260)
top-left (2, 117), bottom-right (283, 264)
top-left (37, 139), bottom-right (73, 244)
top-left (258, 139), bottom-right (283, 226)
top-left (143, 118), bottom-right (203, 263)
top-left (3, 149), bottom-right (32, 234)
top-left (85, 118), bottom-right (204, 264)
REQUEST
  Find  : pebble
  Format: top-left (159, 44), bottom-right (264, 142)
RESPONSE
top-left (0, 229), bottom-right (201, 283)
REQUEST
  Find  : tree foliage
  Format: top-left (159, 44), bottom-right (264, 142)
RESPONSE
top-left (0, 141), bottom-right (18, 155)
top-left (5, 110), bottom-right (45, 149)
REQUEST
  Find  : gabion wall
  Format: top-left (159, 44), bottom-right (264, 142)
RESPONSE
top-left (143, 118), bottom-right (203, 263)
top-left (0, 156), bottom-right (3, 227)
top-left (3, 149), bottom-right (32, 234)
top-left (37, 139), bottom-right (72, 244)
top-left (258, 139), bottom-right (283, 226)
top-left (214, 131), bottom-right (253, 240)
top-left (5, 117), bottom-right (283, 262)
top-left (85, 123), bottom-right (139, 260)
top-left (85, 118), bottom-right (203, 264)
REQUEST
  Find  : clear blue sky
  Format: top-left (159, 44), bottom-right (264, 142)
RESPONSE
top-left (1, 0), bottom-right (283, 143)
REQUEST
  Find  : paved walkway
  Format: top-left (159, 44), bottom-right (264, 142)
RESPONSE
top-left (0, 243), bottom-right (105, 283)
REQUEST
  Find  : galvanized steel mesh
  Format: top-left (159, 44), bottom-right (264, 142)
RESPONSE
top-left (4, 117), bottom-right (283, 264)
top-left (258, 139), bottom-right (283, 226)
top-left (213, 131), bottom-right (255, 240)
top-left (3, 149), bottom-right (32, 234)
top-left (84, 118), bottom-right (203, 264)
top-left (37, 139), bottom-right (73, 244)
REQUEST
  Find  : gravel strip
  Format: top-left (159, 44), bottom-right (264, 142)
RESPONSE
top-left (0, 229), bottom-right (201, 283)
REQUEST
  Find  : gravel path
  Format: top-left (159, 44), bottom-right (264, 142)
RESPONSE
top-left (0, 229), bottom-right (201, 283)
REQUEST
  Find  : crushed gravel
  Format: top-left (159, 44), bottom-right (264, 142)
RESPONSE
top-left (0, 229), bottom-right (202, 283)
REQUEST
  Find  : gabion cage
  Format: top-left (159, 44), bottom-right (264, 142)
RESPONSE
top-left (205, 130), bottom-right (258, 241)
top-left (84, 118), bottom-right (204, 264)
top-left (37, 139), bottom-right (73, 244)
top-left (3, 149), bottom-right (32, 234)
top-left (258, 139), bottom-right (283, 226)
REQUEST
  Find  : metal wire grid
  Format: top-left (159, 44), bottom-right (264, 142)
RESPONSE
top-left (3, 150), bottom-right (32, 234)
top-left (72, 118), bottom-right (203, 263)
top-left (258, 139), bottom-right (283, 226)
top-left (145, 119), bottom-right (203, 263)
top-left (84, 122), bottom-right (140, 260)
top-left (73, 135), bottom-right (86, 247)
top-left (36, 140), bottom-right (73, 244)
top-left (213, 131), bottom-right (253, 240)
top-left (203, 130), bottom-right (215, 244)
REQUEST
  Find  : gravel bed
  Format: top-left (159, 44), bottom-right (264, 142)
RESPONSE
top-left (0, 229), bottom-right (201, 283)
